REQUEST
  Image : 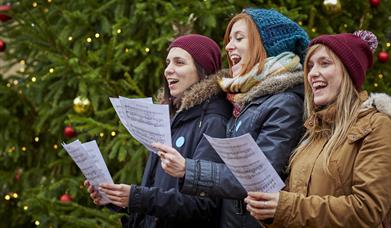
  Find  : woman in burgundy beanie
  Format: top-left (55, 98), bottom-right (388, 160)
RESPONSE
top-left (309, 30), bottom-right (378, 90)
top-left (86, 34), bottom-right (232, 228)
top-left (245, 31), bottom-right (391, 227)
top-left (168, 34), bottom-right (221, 77)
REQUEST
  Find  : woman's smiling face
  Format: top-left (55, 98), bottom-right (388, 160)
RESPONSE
top-left (225, 19), bottom-right (250, 77)
top-left (164, 47), bottom-right (199, 98)
top-left (307, 46), bottom-right (343, 106)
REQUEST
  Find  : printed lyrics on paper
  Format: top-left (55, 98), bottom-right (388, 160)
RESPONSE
top-left (204, 133), bottom-right (284, 192)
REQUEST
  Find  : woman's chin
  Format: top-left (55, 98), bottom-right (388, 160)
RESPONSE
top-left (232, 69), bottom-right (241, 78)
top-left (231, 64), bottom-right (242, 77)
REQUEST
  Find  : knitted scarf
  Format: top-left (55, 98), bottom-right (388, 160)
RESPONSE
top-left (221, 52), bottom-right (303, 117)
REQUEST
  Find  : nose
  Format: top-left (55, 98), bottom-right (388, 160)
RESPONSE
top-left (307, 65), bottom-right (321, 84)
top-left (164, 63), bottom-right (174, 78)
top-left (225, 39), bottom-right (235, 52)
top-left (308, 66), bottom-right (320, 79)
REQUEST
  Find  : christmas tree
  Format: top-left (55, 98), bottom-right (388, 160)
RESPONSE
top-left (0, 0), bottom-right (390, 227)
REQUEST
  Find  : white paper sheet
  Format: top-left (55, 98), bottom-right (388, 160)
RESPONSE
top-left (204, 133), bottom-right (285, 193)
top-left (62, 140), bottom-right (113, 204)
top-left (110, 96), bottom-right (171, 153)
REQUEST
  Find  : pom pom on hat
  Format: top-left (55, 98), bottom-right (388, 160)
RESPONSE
top-left (309, 30), bottom-right (378, 90)
top-left (353, 30), bottom-right (378, 53)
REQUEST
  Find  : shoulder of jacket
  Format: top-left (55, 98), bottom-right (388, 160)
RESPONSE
top-left (348, 108), bottom-right (391, 143)
top-left (347, 93), bottom-right (391, 143)
top-left (258, 91), bottom-right (303, 109)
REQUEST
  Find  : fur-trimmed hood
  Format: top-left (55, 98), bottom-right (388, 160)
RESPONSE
top-left (362, 92), bottom-right (391, 117)
top-left (177, 71), bottom-right (224, 112)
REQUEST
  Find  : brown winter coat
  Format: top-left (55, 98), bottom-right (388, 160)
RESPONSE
top-left (271, 92), bottom-right (391, 228)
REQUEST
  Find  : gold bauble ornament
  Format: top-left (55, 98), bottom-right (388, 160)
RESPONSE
top-left (322, 0), bottom-right (342, 14)
top-left (73, 96), bottom-right (92, 114)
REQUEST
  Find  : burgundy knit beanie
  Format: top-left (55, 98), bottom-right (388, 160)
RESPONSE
top-left (309, 30), bottom-right (378, 89)
top-left (168, 34), bottom-right (221, 76)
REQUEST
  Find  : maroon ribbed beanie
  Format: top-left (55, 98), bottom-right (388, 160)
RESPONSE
top-left (309, 31), bottom-right (378, 89)
top-left (168, 34), bottom-right (221, 76)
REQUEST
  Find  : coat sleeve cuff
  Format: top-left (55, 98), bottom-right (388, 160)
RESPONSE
top-left (181, 158), bottom-right (198, 195)
top-left (128, 184), bottom-right (144, 214)
top-left (181, 159), bottom-right (216, 197)
top-left (273, 191), bottom-right (294, 225)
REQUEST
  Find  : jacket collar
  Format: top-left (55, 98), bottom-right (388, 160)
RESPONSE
top-left (168, 71), bottom-right (231, 128)
top-left (303, 104), bottom-right (336, 138)
top-left (304, 91), bottom-right (370, 131)
top-left (308, 91), bottom-right (391, 143)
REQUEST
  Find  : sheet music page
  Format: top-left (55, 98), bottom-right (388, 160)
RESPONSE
top-left (109, 97), bottom-right (143, 142)
top-left (62, 140), bottom-right (113, 204)
top-left (204, 133), bottom-right (284, 192)
top-left (117, 97), bottom-right (171, 152)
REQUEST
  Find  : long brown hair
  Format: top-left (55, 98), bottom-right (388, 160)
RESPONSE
top-left (223, 13), bottom-right (267, 76)
top-left (290, 44), bottom-right (362, 175)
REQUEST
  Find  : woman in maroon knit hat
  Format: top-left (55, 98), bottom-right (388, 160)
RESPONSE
top-left (85, 34), bottom-right (232, 228)
top-left (245, 31), bottom-right (391, 227)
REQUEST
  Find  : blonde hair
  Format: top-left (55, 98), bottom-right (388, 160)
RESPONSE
top-left (290, 44), bottom-right (361, 175)
top-left (223, 13), bottom-right (267, 76)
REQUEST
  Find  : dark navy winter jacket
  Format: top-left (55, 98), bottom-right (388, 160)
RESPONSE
top-left (181, 83), bottom-right (304, 228)
top-left (124, 77), bottom-right (232, 228)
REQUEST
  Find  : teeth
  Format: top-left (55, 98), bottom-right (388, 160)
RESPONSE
top-left (167, 79), bottom-right (179, 85)
top-left (230, 54), bottom-right (241, 64)
top-left (313, 81), bottom-right (327, 89)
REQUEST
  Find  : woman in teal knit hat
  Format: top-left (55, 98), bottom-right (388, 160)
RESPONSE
top-left (155, 8), bottom-right (309, 227)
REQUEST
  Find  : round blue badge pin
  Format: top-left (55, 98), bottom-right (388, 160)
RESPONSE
top-left (176, 136), bottom-right (185, 148)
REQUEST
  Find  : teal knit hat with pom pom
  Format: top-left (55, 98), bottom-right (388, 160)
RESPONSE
top-left (244, 8), bottom-right (309, 62)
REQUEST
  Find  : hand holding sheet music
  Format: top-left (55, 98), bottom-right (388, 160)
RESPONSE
top-left (204, 133), bottom-right (284, 193)
top-left (62, 140), bottom-right (113, 204)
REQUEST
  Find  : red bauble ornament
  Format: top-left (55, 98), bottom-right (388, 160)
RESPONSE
top-left (0, 39), bottom-right (6, 52)
top-left (0, 5), bottom-right (11, 11)
top-left (59, 194), bottom-right (72, 203)
top-left (0, 14), bottom-right (11, 22)
top-left (64, 126), bottom-right (76, 138)
top-left (369, 0), bottom-right (381, 7)
top-left (378, 51), bottom-right (389, 63)
top-left (0, 4), bottom-right (11, 22)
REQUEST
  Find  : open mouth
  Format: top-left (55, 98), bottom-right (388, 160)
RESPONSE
top-left (230, 54), bottom-right (242, 75)
top-left (230, 54), bottom-right (241, 66)
top-left (167, 79), bottom-right (179, 86)
top-left (312, 81), bottom-right (327, 93)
